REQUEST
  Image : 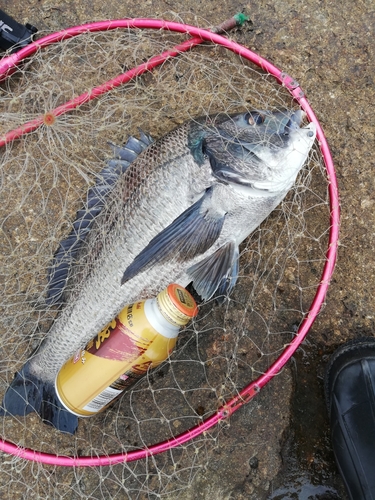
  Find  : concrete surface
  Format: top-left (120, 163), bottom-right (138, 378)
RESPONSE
top-left (1, 0), bottom-right (374, 498)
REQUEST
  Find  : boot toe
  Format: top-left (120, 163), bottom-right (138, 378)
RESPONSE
top-left (325, 337), bottom-right (375, 500)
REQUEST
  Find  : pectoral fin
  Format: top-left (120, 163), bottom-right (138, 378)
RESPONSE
top-left (121, 188), bottom-right (226, 285)
top-left (187, 241), bottom-right (239, 300)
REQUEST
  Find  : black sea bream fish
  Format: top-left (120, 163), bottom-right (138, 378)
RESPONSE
top-left (0, 109), bottom-right (316, 433)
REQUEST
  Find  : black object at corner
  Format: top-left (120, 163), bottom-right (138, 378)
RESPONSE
top-left (0, 9), bottom-right (37, 52)
top-left (325, 337), bottom-right (375, 500)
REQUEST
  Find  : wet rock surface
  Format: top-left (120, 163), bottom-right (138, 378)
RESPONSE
top-left (1, 0), bottom-right (374, 498)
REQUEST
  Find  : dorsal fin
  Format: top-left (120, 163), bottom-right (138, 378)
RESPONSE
top-left (45, 130), bottom-right (153, 305)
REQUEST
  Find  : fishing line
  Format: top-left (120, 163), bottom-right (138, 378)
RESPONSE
top-left (0, 15), bottom-right (339, 479)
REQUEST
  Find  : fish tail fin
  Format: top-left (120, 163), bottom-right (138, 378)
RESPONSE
top-left (0, 362), bottom-right (78, 434)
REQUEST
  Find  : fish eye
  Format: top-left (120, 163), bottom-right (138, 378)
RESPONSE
top-left (245, 112), bottom-right (266, 126)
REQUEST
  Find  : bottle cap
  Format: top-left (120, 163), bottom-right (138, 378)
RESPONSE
top-left (156, 284), bottom-right (198, 327)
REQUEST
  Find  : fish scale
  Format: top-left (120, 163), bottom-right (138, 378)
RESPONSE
top-left (0, 109), bottom-right (316, 433)
top-left (34, 125), bottom-right (211, 380)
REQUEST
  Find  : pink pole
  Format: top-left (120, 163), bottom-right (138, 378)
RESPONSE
top-left (0, 16), bottom-right (244, 146)
top-left (0, 18), bottom-right (339, 467)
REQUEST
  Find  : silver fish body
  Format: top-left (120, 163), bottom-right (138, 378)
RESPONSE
top-left (0, 109), bottom-right (316, 432)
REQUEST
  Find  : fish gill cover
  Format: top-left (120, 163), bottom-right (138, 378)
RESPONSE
top-left (0, 20), bottom-right (330, 499)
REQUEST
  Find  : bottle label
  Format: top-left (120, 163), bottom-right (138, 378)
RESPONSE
top-left (82, 386), bottom-right (122, 413)
top-left (82, 361), bottom-right (155, 413)
top-left (85, 302), bottom-right (149, 361)
top-left (55, 301), bottom-right (177, 416)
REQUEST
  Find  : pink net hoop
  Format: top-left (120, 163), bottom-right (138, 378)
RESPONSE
top-left (0, 18), bottom-right (339, 467)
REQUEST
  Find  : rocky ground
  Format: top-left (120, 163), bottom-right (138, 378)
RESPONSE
top-left (1, 0), bottom-right (374, 498)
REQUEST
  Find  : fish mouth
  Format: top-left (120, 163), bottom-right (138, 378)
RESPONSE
top-left (283, 109), bottom-right (305, 133)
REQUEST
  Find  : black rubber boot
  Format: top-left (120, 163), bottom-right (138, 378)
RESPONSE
top-left (325, 337), bottom-right (375, 500)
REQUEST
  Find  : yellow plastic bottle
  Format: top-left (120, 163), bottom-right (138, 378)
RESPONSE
top-left (55, 284), bottom-right (197, 417)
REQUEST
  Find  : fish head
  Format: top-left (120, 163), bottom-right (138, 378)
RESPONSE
top-left (204, 109), bottom-right (316, 197)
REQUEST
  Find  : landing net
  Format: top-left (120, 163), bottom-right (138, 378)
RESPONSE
top-left (0, 17), bottom-right (338, 499)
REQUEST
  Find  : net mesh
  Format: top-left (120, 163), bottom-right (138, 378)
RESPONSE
top-left (0, 26), bottom-right (329, 498)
